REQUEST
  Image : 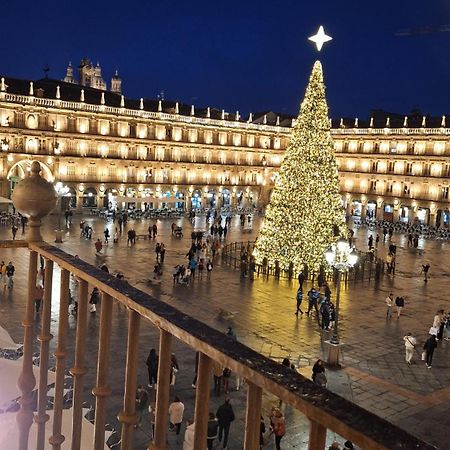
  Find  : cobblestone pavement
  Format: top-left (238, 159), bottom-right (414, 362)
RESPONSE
top-left (0, 213), bottom-right (448, 449)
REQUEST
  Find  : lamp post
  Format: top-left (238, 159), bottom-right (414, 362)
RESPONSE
top-left (54, 181), bottom-right (70, 243)
top-left (324, 238), bottom-right (358, 367)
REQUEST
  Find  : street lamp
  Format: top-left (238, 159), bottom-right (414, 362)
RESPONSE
top-left (324, 238), bottom-right (358, 366)
top-left (54, 181), bottom-right (70, 243)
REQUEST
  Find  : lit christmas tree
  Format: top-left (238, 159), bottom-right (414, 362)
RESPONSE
top-left (253, 60), bottom-right (346, 274)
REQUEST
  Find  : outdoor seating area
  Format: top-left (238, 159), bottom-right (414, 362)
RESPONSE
top-left (352, 217), bottom-right (450, 239)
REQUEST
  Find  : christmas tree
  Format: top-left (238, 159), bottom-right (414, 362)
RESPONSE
top-left (253, 60), bottom-right (345, 274)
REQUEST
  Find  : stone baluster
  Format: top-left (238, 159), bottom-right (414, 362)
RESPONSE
top-left (70, 279), bottom-right (89, 450)
top-left (244, 382), bottom-right (262, 450)
top-left (308, 420), bottom-right (327, 450)
top-left (118, 309), bottom-right (141, 449)
top-left (149, 329), bottom-right (173, 450)
top-left (92, 293), bottom-right (114, 450)
top-left (16, 250), bottom-right (38, 450)
top-left (193, 353), bottom-right (212, 449)
top-left (49, 268), bottom-right (70, 449)
top-left (36, 259), bottom-right (54, 450)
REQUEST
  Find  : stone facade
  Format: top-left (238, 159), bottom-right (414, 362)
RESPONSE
top-left (0, 80), bottom-right (449, 225)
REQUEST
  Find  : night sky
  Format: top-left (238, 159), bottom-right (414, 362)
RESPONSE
top-left (2, 0), bottom-right (450, 118)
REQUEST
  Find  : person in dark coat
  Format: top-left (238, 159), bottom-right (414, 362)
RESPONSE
top-left (216, 397), bottom-right (235, 450)
top-left (312, 359), bottom-right (326, 383)
top-left (146, 348), bottom-right (158, 388)
top-left (207, 412), bottom-right (219, 450)
top-left (423, 334), bottom-right (437, 368)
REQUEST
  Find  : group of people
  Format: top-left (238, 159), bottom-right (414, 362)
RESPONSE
top-left (295, 283), bottom-right (336, 331)
top-left (403, 309), bottom-right (450, 369)
top-left (0, 260), bottom-right (15, 289)
top-left (384, 292), bottom-right (405, 319)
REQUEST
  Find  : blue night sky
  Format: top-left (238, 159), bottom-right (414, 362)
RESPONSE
top-left (1, 0), bottom-right (450, 118)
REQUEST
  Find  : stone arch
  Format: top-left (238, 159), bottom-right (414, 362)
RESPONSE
top-left (7, 160), bottom-right (54, 182)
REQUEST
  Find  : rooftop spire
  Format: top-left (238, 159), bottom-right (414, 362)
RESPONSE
top-left (235, 111), bottom-right (240, 121)
top-left (354, 117), bottom-right (358, 128)
top-left (29, 81), bottom-right (34, 96)
top-left (276, 116), bottom-right (280, 126)
top-left (56, 85), bottom-right (60, 99)
top-left (386, 117), bottom-right (390, 128)
top-left (120, 95), bottom-right (125, 108)
top-left (263, 114), bottom-right (267, 125)
top-left (403, 116), bottom-right (408, 127)
top-left (248, 113), bottom-right (253, 123)
top-left (369, 117), bottom-right (374, 127)
top-left (158, 100), bottom-right (162, 112)
top-left (190, 104), bottom-right (195, 116)
top-left (175, 102), bottom-right (179, 114)
top-left (221, 109), bottom-right (225, 120)
top-left (206, 107), bottom-right (210, 118)
top-left (422, 116), bottom-right (426, 127)
top-left (140, 98), bottom-right (144, 110)
top-left (442, 115), bottom-right (446, 127)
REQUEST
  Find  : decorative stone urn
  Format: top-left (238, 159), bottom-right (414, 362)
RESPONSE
top-left (11, 161), bottom-right (57, 241)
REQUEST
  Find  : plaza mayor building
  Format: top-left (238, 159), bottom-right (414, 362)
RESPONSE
top-left (0, 59), bottom-right (449, 227)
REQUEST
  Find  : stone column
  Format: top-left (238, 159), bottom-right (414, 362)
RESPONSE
top-left (193, 353), bottom-right (212, 450)
top-left (93, 293), bottom-right (114, 450)
top-left (149, 329), bottom-right (172, 450)
top-left (16, 250), bottom-right (38, 450)
top-left (36, 259), bottom-right (54, 450)
top-left (308, 420), bottom-right (326, 450)
top-left (49, 268), bottom-right (70, 450)
top-left (244, 382), bottom-right (262, 450)
top-left (118, 309), bottom-right (141, 450)
top-left (70, 279), bottom-right (89, 450)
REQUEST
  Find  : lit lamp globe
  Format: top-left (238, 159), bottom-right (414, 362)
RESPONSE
top-left (11, 161), bottom-right (57, 241)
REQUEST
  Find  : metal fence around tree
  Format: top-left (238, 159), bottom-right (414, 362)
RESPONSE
top-left (221, 240), bottom-right (388, 283)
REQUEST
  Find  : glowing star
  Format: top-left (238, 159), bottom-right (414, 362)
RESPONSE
top-left (308, 26), bottom-right (332, 51)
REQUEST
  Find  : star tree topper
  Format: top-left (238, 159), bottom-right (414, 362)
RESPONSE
top-left (308, 25), bottom-right (332, 51)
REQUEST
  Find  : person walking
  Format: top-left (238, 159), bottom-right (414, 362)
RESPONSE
top-left (11, 224), bottom-right (18, 240)
top-left (298, 271), bottom-right (306, 290)
top-left (94, 239), bottom-right (103, 253)
top-left (168, 396), bottom-right (185, 440)
top-left (295, 287), bottom-right (304, 316)
top-left (6, 261), bottom-right (15, 288)
top-left (207, 412), bottom-right (219, 450)
top-left (104, 228), bottom-right (110, 244)
top-left (206, 259), bottom-right (213, 279)
top-left (395, 296), bottom-right (405, 318)
top-left (146, 348), bottom-right (158, 388)
top-left (135, 385), bottom-right (149, 428)
top-left (216, 397), bottom-right (235, 450)
top-left (183, 421), bottom-right (195, 450)
top-left (422, 263), bottom-right (430, 282)
top-left (403, 332), bottom-right (417, 365)
top-left (34, 284), bottom-right (44, 314)
top-left (423, 333), bottom-right (437, 369)
top-left (160, 243), bottom-right (166, 263)
top-left (385, 293), bottom-right (394, 318)
top-left (270, 408), bottom-right (286, 450)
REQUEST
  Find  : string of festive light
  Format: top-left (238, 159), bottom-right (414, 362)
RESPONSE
top-left (253, 60), bottom-right (346, 274)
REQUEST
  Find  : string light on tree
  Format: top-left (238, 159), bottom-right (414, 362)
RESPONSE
top-left (253, 59), bottom-right (346, 274)
top-left (308, 25), bottom-right (332, 51)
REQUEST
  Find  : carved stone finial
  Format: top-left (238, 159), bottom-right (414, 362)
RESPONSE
top-left (11, 161), bottom-right (57, 241)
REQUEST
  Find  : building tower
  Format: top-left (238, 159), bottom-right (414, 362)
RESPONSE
top-left (111, 70), bottom-right (122, 94)
top-left (63, 62), bottom-right (76, 84)
top-left (78, 58), bottom-right (106, 90)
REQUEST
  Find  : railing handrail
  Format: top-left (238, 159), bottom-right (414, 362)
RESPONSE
top-left (28, 240), bottom-right (434, 450)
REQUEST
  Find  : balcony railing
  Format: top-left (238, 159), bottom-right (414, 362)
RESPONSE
top-left (3, 237), bottom-right (436, 450)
